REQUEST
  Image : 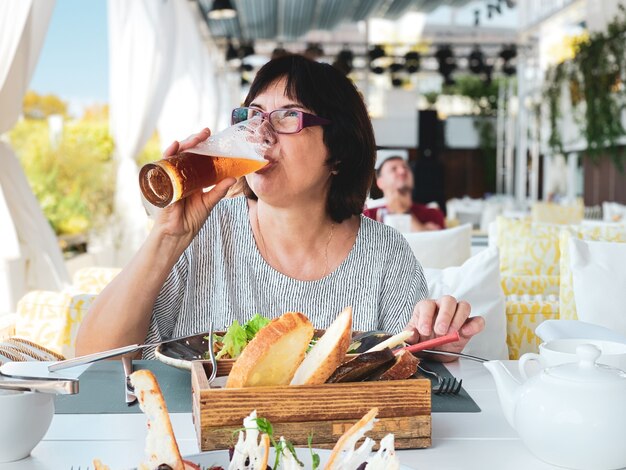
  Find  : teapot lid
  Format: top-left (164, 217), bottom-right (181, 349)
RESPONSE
top-left (545, 344), bottom-right (626, 384)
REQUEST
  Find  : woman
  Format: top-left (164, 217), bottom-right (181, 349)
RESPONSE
top-left (76, 55), bottom-right (484, 359)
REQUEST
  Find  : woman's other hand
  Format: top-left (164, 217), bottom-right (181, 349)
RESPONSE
top-left (154, 128), bottom-right (236, 243)
top-left (404, 295), bottom-right (485, 362)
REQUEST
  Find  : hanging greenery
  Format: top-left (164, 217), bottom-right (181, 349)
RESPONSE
top-left (544, 6), bottom-right (626, 167)
top-left (443, 75), bottom-right (509, 192)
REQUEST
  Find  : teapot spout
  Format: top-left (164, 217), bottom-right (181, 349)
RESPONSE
top-left (484, 360), bottom-right (521, 428)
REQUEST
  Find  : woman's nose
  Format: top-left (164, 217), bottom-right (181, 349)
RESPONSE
top-left (259, 119), bottom-right (277, 145)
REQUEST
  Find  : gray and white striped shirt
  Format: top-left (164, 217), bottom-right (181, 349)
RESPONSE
top-left (145, 196), bottom-right (427, 355)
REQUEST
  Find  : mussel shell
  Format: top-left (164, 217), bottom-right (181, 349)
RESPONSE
top-left (348, 330), bottom-right (392, 353)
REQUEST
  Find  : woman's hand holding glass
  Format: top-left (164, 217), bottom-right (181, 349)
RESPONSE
top-left (404, 295), bottom-right (485, 362)
top-left (153, 128), bottom-right (236, 244)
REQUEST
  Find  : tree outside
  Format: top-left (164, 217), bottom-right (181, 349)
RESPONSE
top-left (9, 91), bottom-right (161, 246)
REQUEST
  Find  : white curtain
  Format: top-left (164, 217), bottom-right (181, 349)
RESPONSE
top-left (0, 0), bottom-right (69, 315)
top-left (157, 0), bottom-right (221, 150)
top-left (108, 0), bottom-right (177, 266)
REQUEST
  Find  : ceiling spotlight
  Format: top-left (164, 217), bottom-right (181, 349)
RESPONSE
top-left (404, 51), bottom-right (420, 74)
top-left (271, 44), bottom-right (289, 60)
top-left (368, 45), bottom-right (386, 62)
top-left (371, 66), bottom-right (385, 75)
top-left (499, 44), bottom-right (517, 62)
top-left (238, 41), bottom-right (255, 59)
top-left (304, 43), bottom-right (324, 60)
top-left (208, 0), bottom-right (237, 20)
top-left (499, 44), bottom-right (517, 76)
top-left (332, 48), bottom-right (354, 75)
top-left (435, 45), bottom-right (456, 85)
top-left (391, 76), bottom-right (403, 88)
top-left (389, 62), bottom-right (404, 73)
top-left (225, 38), bottom-right (238, 62)
top-left (468, 46), bottom-right (485, 74)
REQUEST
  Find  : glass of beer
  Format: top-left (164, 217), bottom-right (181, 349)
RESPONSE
top-left (139, 118), bottom-right (268, 208)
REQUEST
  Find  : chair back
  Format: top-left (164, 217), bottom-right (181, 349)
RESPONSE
top-left (402, 224), bottom-right (472, 269)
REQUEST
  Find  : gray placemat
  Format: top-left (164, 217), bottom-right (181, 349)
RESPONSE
top-left (424, 361), bottom-right (481, 413)
top-left (54, 360), bottom-right (480, 414)
top-left (54, 360), bottom-right (191, 414)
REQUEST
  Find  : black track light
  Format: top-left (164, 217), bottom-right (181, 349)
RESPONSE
top-left (225, 38), bottom-right (238, 62)
top-left (209, 0), bottom-right (236, 20)
top-left (468, 46), bottom-right (485, 74)
top-left (404, 51), bottom-right (420, 74)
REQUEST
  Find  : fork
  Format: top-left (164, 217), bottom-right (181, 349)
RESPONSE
top-left (417, 362), bottom-right (463, 395)
top-left (206, 322), bottom-right (217, 385)
top-left (122, 355), bottom-right (137, 405)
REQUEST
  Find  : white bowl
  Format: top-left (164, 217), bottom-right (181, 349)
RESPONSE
top-left (0, 389), bottom-right (54, 462)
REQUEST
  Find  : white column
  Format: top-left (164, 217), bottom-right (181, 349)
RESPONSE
top-left (515, 53), bottom-right (529, 202)
top-left (504, 80), bottom-right (516, 196)
top-left (496, 80), bottom-right (505, 194)
top-left (567, 152), bottom-right (579, 201)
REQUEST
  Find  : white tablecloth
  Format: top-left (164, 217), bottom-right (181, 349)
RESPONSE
top-left (5, 361), bottom-right (564, 470)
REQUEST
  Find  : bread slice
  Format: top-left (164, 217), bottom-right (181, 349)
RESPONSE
top-left (226, 312), bottom-right (314, 388)
top-left (367, 349), bottom-right (419, 381)
top-left (290, 306), bottom-right (352, 385)
top-left (130, 369), bottom-right (184, 470)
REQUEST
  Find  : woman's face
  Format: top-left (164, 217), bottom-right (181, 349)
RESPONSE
top-left (244, 78), bottom-right (331, 208)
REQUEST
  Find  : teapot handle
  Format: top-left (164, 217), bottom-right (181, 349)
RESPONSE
top-left (518, 352), bottom-right (545, 380)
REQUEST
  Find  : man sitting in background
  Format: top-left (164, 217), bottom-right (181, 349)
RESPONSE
top-left (363, 156), bottom-right (445, 231)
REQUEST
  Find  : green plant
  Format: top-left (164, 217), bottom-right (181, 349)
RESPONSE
top-left (9, 117), bottom-right (116, 236)
top-left (544, 6), bottom-right (626, 167)
top-left (443, 75), bottom-right (509, 191)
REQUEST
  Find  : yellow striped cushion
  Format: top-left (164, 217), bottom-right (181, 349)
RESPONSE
top-left (506, 298), bottom-right (559, 359)
top-left (531, 201), bottom-right (584, 225)
top-left (497, 217), bottom-right (562, 276)
top-left (501, 275), bottom-right (560, 297)
top-left (15, 291), bottom-right (96, 358)
top-left (72, 267), bottom-right (121, 294)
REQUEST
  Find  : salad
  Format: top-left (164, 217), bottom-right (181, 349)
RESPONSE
top-left (206, 314), bottom-right (271, 360)
top-left (205, 314), bottom-right (320, 360)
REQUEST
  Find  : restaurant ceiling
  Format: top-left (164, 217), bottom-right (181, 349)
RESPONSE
top-left (196, 0), bottom-right (476, 40)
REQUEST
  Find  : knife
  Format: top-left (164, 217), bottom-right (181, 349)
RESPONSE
top-left (121, 355), bottom-right (137, 405)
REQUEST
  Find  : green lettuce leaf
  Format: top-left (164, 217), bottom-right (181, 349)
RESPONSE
top-left (215, 320), bottom-right (247, 359)
top-left (244, 314), bottom-right (271, 341)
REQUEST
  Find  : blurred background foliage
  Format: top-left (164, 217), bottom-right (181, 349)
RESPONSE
top-left (9, 91), bottom-right (161, 238)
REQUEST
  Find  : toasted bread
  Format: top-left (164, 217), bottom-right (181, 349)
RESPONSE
top-left (226, 312), bottom-right (314, 388)
top-left (290, 306), bottom-right (352, 385)
top-left (130, 369), bottom-right (185, 470)
top-left (367, 349), bottom-right (419, 381)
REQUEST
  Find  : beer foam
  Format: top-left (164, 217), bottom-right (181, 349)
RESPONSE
top-left (192, 117), bottom-right (268, 161)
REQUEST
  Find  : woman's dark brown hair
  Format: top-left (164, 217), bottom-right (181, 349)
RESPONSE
top-left (241, 54), bottom-right (376, 223)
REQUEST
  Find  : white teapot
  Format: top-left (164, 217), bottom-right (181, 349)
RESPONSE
top-left (484, 344), bottom-right (626, 470)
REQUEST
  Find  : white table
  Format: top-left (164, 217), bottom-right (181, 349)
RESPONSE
top-left (5, 361), bottom-right (562, 470)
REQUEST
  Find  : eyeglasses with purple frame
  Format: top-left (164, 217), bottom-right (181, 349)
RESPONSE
top-left (231, 107), bottom-right (331, 134)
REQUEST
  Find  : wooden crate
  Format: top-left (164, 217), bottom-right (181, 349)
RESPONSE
top-left (191, 360), bottom-right (431, 451)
